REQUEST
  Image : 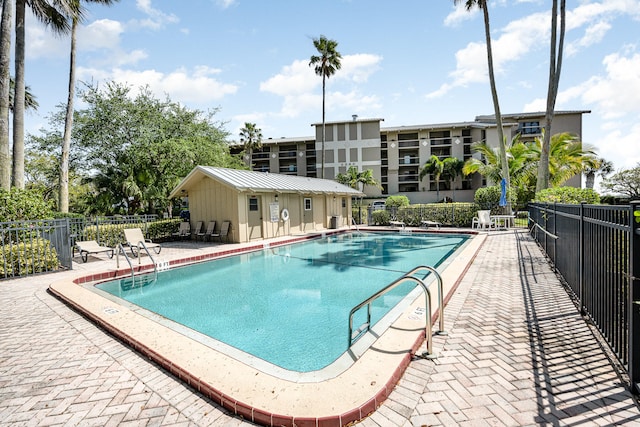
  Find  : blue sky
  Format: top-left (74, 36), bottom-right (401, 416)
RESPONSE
top-left (23, 0), bottom-right (640, 173)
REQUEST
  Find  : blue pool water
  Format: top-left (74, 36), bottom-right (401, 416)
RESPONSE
top-left (96, 232), bottom-right (468, 372)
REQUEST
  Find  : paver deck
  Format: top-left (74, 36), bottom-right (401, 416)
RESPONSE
top-left (1, 229), bottom-right (639, 426)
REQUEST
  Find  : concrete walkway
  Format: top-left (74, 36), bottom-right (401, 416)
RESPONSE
top-left (1, 229), bottom-right (639, 426)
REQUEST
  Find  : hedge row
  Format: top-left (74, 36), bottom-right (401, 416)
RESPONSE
top-left (0, 238), bottom-right (59, 277)
top-left (371, 203), bottom-right (479, 227)
top-left (82, 218), bottom-right (182, 247)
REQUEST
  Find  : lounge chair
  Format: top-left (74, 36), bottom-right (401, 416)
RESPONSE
top-left (216, 221), bottom-right (231, 242)
top-left (172, 221), bottom-right (192, 239)
top-left (471, 210), bottom-right (496, 229)
top-left (123, 228), bottom-right (162, 257)
top-left (75, 240), bottom-right (114, 263)
top-left (420, 219), bottom-right (441, 229)
top-left (197, 221), bottom-right (216, 241)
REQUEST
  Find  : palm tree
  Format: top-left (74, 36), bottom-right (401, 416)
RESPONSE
top-left (584, 157), bottom-right (613, 190)
top-left (420, 155), bottom-right (446, 202)
top-left (442, 157), bottom-right (464, 202)
top-left (536, 0), bottom-right (566, 192)
top-left (60, 0), bottom-right (118, 213)
top-left (336, 166), bottom-right (381, 207)
top-left (454, 0), bottom-right (510, 194)
top-left (0, 0), bottom-right (12, 189)
top-left (238, 122), bottom-right (263, 170)
top-left (309, 35), bottom-right (341, 179)
top-left (531, 132), bottom-right (596, 187)
top-left (12, 0), bottom-right (73, 189)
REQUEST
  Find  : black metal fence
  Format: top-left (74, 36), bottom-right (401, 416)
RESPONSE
top-left (528, 201), bottom-right (640, 393)
top-left (0, 215), bottom-right (178, 280)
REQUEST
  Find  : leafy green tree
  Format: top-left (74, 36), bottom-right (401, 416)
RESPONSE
top-left (385, 195), bottom-right (410, 208)
top-left (0, 187), bottom-right (55, 221)
top-left (453, 0), bottom-right (510, 193)
top-left (31, 81), bottom-right (243, 215)
top-left (60, 0), bottom-right (119, 213)
top-left (601, 164), bottom-right (640, 199)
top-left (309, 35), bottom-right (341, 179)
top-left (534, 187), bottom-right (600, 204)
top-left (239, 122), bottom-right (263, 170)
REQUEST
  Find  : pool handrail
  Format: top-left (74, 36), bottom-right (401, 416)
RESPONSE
top-left (116, 243), bottom-right (135, 284)
top-left (136, 240), bottom-right (158, 282)
top-left (405, 266), bottom-right (446, 335)
top-left (348, 270), bottom-right (440, 358)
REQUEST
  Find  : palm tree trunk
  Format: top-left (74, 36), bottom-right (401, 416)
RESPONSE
top-left (0, 0), bottom-right (12, 190)
top-left (482, 1), bottom-right (510, 193)
top-left (60, 18), bottom-right (77, 213)
top-left (321, 73), bottom-right (326, 179)
top-left (11, 0), bottom-right (25, 189)
top-left (537, 0), bottom-right (565, 193)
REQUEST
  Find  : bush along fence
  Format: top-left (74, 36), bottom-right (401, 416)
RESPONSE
top-left (528, 201), bottom-right (640, 394)
top-left (355, 203), bottom-right (518, 228)
top-left (1, 215), bottom-right (182, 279)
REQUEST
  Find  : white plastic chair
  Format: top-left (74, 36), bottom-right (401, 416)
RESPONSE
top-left (472, 210), bottom-right (496, 229)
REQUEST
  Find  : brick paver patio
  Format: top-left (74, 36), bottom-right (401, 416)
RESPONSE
top-left (1, 229), bottom-right (638, 426)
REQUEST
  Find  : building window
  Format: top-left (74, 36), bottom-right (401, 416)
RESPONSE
top-left (342, 198), bottom-right (346, 208)
top-left (249, 197), bottom-right (259, 211)
top-left (304, 198), bottom-right (312, 211)
top-left (518, 121), bottom-right (541, 135)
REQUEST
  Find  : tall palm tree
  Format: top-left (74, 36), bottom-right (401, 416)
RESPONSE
top-left (531, 132), bottom-right (596, 187)
top-left (454, 0), bottom-right (510, 195)
top-left (12, 0), bottom-right (73, 189)
top-left (584, 157), bottom-right (613, 190)
top-left (309, 35), bottom-right (341, 179)
top-left (60, 0), bottom-right (118, 213)
top-left (420, 155), bottom-right (447, 202)
top-left (238, 122), bottom-right (263, 170)
top-left (442, 157), bottom-right (464, 201)
top-left (0, 0), bottom-right (12, 189)
top-left (536, 0), bottom-right (566, 192)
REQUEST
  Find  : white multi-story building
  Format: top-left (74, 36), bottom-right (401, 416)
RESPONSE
top-left (232, 110), bottom-right (589, 203)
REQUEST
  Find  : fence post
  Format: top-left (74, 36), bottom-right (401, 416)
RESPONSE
top-left (579, 202), bottom-right (585, 315)
top-left (629, 201), bottom-right (640, 394)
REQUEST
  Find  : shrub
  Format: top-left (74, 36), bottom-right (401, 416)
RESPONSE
top-left (393, 203), bottom-right (477, 227)
top-left (371, 210), bottom-right (391, 225)
top-left (474, 185), bottom-right (515, 213)
top-left (81, 218), bottom-right (182, 247)
top-left (0, 188), bottom-right (55, 221)
top-left (534, 187), bottom-right (600, 204)
top-left (0, 238), bottom-right (59, 276)
top-left (385, 195), bottom-right (410, 208)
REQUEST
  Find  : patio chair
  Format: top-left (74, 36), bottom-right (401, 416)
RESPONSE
top-left (197, 221), bottom-right (216, 241)
top-left (123, 228), bottom-right (162, 257)
top-left (75, 240), bottom-right (114, 263)
top-left (172, 221), bottom-right (192, 239)
top-left (217, 221), bottom-right (231, 242)
top-left (420, 219), bottom-right (441, 229)
top-left (471, 210), bottom-right (496, 229)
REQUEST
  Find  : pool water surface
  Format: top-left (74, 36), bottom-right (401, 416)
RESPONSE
top-left (95, 231), bottom-right (468, 372)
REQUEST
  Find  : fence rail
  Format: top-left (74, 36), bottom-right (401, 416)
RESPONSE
top-left (1, 215), bottom-right (179, 280)
top-left (529, 201), bottom-right (640, 393)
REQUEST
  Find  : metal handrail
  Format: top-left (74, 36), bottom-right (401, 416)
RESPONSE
top-left (115, 243), bottom-right (135, 284)
top-left (405, 266), bottom-right (446, 334)
top-left (348, 273), bottom-right (438, 358)
top-left (136, 240), bottom-right (158, 281)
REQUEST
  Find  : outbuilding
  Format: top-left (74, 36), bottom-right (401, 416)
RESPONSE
top-left (168, 166), bottom-right (364, 243)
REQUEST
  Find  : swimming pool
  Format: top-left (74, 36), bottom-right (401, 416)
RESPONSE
top-left (94, 231), bottom-right (468, 372)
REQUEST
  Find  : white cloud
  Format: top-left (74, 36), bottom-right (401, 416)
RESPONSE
top-left (443, 4), bottom-right (479, 28)
top-left (595, 122), bottom-right (640, 170)
top-left (77, 65), bottom-right (238, 104)
top-left (78, 19), bottom-right (124, 51)
top-left (430, 0), bottom-right (640, 98)
top-left (216, 0), bottom-right (238, 9)
top-left (130, 0), bottom-right (179, 31)
top-left (260, 54), bottom-right (382, 118)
